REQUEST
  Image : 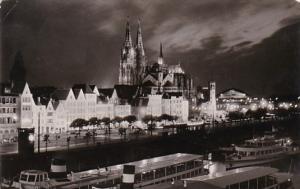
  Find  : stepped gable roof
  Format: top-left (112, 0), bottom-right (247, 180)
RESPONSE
top-left (98, 88), bottom-right (114, 98)
top-left (72, 84), bottom-right (93, 94)
top-left (51, 89), bottom-right (70, 100)
top-left (114, 85), bottom-right (138, 100)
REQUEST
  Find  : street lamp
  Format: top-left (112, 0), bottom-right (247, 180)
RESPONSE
top-left (28, 133), bottom-right (35, 142)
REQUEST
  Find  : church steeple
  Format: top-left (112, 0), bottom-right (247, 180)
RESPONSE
top-left (135, 19), bottom-right (146, 85)
top-left (119, 19), bottom-right (136, 85)
top-left (136, 19), bottom-right (145, 56)
top-left (158, 43), bottom-right (164, 65)
top-left (124, 20), bottom-right (133, 48)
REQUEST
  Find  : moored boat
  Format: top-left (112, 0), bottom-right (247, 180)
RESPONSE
top-left (225, 134), bottom-right (300, 170)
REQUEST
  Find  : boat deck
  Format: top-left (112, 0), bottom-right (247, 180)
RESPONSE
top-left (45, 153), bottom-right (204, 188)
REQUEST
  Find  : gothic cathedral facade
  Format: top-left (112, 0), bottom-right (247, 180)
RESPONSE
top-left (118, 20), bottom-right (146, 86)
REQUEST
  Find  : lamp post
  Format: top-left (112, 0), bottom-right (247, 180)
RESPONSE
top-left (38, 112), bottom-right (41, 153)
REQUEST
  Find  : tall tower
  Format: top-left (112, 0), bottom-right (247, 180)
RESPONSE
top-left (135, 20), bottom-right (146, 85)
top-left (10, 51), bottom-right (26, 85)
top-left (209, 81), bottom-right (217, 118)
top-left (157, 43), bottom-right (164, 65)
top-left (119, 20), bottom-right (136, 85)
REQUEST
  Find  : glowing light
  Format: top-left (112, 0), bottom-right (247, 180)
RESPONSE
top-left (28, 134), bottom-right (35, 142)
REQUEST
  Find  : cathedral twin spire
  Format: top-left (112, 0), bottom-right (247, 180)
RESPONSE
top-left (119, 19), bottom-right (146, 85)
top-left (136, 20), bottom-right (145, 56)
top-left (123, 19), bottom-right (144, 52)
top-left (119, 19), bottom-right (166, 86)
top-left (124, 21), bottom-right (133, 48)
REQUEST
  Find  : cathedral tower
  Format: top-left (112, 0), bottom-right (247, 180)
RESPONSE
top-left (119, 20), bottom-right (136, 85)
top-left (135, 20), bottom-right (146, 85)
top-left (209, 81), bottom-right (217, 118)
top-left (157, 43), bottom-right (164, 65)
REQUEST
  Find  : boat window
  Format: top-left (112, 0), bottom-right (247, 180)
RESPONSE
top-left (258, 176), bottom-right (266, 188)
top-left (38, 174), bottom-right (43, 182)
top-left (28, 175), bottom-right (36, 182)
top-left (229, 183), bottom-right (239, 189)
top-left (266, 176), bottom-right (276, 186)
top-left (239, 181), bottom-right (248, 189)
top-left (249, 179), bottom-right (257, 189)
top-left (20, 174), bottom-right (28, 181)
top-left (135, 174), bottom-right (141, 183)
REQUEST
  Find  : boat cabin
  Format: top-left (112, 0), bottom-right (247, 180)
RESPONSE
top-left (143, 167), bottom-right (293, 189)
top-left (19, 170), bottom-right (49, 188)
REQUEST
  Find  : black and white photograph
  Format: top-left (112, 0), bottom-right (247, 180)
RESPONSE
top-left (1, 0), bottom-right (300, 188)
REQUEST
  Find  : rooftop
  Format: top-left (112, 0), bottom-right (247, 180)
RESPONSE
top-left (185, 166), bottom-right (278, 187)
top-left (77, 153), bottom-right (203, 176)
top-left (125, 153), bottom-right (203, 173)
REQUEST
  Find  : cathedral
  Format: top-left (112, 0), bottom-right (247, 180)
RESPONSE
top-left (118, 20), bottom-right (146, 86)
top-left (118, 20), bottom-right (194, 98)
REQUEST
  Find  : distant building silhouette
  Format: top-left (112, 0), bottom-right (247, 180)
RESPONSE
top-left (10, 51), bottom-right (26, 86)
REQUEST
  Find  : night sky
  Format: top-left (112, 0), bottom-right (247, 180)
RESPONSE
top-left (1, 0), bottom-right (300, 96)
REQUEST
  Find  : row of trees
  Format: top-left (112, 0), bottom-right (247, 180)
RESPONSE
top-left (69, 114), bottom-right (178, 135)
top-left (69, 115), bottom-right (138, 135)
top-left (37, 114), bottom-right (179, 152)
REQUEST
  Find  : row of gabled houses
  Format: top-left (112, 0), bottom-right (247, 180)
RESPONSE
top-left (0, 82), bottom-right (189, 140)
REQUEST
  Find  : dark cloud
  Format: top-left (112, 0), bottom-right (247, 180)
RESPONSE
top-left (1, 0), bottom-right (300, 95)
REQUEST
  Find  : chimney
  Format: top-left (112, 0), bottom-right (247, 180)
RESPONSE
top-left (120, 165), bottom-right (135, 189)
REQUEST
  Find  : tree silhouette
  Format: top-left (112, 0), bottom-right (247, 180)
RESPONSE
top-left (43, 134), bottom-right (50, 152)
top-left (70, 118), bottom-right (87, 135)
top-left (89, 117), bottom-right (99, 142)
top-left (66, 136), bottom-right (71, 151)
top-left (124, 115), bottom-right (137, 123)
top-left (112, 116), bottom-right (123, 128)
top-left (142, 115), bottom-right (155, 136)
top-left (101, 117), bottom-right (111, 134)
